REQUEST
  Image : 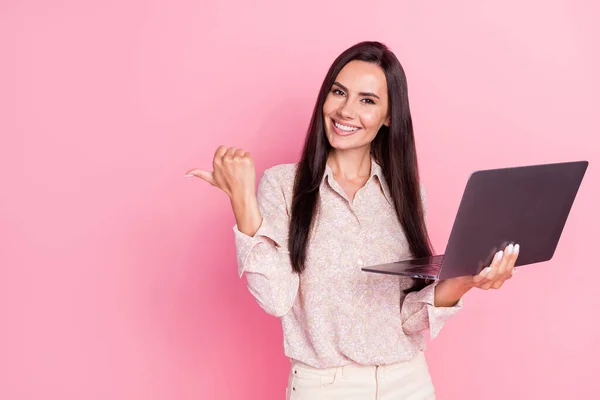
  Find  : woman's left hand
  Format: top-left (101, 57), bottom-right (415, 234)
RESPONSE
top-left (434, 244), bottom-right (520, 307)
top-left (447, 243), bottom-right (520, 291)
top-left (471, 243), bottom-right (519, 290)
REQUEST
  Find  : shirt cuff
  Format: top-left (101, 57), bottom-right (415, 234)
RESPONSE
top-left (233, 219), bottom-right (284, 278)
top-left (408, 281), bottom-right (464, 339)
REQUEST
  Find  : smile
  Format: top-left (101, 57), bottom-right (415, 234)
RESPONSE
top-left (333, 121), bottom-right (360, 132)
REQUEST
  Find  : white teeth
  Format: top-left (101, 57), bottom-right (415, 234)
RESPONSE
top-left (334, 122), bottom-right (359, 132)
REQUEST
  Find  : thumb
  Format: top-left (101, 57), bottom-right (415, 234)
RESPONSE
top-left (185, 169), bottom-right (215, 186)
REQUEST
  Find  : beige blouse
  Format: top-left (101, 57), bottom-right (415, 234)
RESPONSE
top-left (233, 158), bottom-right (463, 368)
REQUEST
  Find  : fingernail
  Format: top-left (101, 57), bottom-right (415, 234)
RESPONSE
top-left (514, 244), bottom-right (520, 253)
top-left (185, 174), bottom-right (194, 178)
top-left (507, 244), bottom-right (514, 254)
top-left (496, 251), bottom-right (504, 260)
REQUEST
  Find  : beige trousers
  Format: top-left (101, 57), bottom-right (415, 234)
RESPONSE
top-left (285, 352), bottom-right (435, 400)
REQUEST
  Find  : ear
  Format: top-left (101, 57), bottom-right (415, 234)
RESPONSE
top-left (383, 115), bottom-right (391, 127)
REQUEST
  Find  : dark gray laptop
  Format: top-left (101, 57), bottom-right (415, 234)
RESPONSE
top-left (361, 161), bottom-right (589, 280)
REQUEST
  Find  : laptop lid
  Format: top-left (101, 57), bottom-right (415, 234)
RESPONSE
top-left (437, 161), bottom-right (588, 280)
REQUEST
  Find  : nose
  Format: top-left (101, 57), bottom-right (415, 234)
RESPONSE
top-left (337, 101), bottom-right (355, 119)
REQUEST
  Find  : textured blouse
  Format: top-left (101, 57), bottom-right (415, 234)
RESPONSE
top-left (233, 159), bottom-right (463, 368)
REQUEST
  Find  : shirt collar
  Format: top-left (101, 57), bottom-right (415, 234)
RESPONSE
top-left (322, 157), bottom-right (393, 205)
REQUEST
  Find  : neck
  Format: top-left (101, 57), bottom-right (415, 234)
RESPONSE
top-left (327, 146), bottom-right (372, 180)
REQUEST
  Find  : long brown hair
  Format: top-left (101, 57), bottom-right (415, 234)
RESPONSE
top-left (289, 41), bottom-right (432, 290)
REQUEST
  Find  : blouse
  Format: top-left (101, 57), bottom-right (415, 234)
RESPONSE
top-left (233, 158), bottom-right (463, 368)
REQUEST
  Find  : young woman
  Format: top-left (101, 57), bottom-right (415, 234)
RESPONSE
top-left (186, 41), bottom-right (519, 400)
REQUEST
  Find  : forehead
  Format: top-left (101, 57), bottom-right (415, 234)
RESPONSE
top-left (335, 60), bottom-right (388, 95)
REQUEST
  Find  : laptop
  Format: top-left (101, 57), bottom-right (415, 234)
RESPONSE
top-left (361, 161), bottom-right (589, 280)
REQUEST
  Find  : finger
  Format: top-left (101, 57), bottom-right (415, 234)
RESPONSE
top-left (502, 243), bottom-right (520, 279)
top-left (476, 264), bottom-right (493, 288)
top-left (242, 152), bottom-right (254, 164)
top-left (472, 274), bottom-right (486, 285)
top-left (477, 267), bottom-right (491, 284)
top-left (485, 245), bottom-right (520, 289)
top-left (214, 145), bottom-right (228, 166)
top-left (491, 279), bottom-right (504, 289)
top-left (214, 145), bottom-right (228, 159)
top-left (504, 263), bottom-right (519, 281)
top-left (223, 147), bottom-right (238, 163)
top-left (486, 246), bottom-right (516, 288)
top-left (233, 148), bottom-right (246, 158)
top-left (488, 250), bottom-right (504, 269)
top-left (508, 243), bottom-right (520, 271)
top-left (484, 250), bottom-right (504, 280)
top-left (185, 169), bottom-right (215, 185)
top-left (496, 244), bottom-right (515, 277)
top-left (474, 272), bottom-right (492, 290)
top-left (479, 250), bottom-right (502, 278)
top-left (473, 271), bottom-right (493, 288)
top-left (233, 149), bottom-right (247, 162)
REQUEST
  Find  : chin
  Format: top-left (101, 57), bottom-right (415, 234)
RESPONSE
top-left (327, 135), bottom-right (369, 151)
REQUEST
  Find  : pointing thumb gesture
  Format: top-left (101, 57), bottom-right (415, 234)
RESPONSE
top-left (185, 145), bottom-right (257, 201)
top-left (185, 169), bottom-right (215, 186)
top-left (186, 145), bottom-right (261, 237)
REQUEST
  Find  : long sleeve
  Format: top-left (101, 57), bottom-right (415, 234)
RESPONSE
top-left (401, 282), bottom-right (463, 338)
top-left (233, 168), bottom-right (299, 317)
top-left (400, 184), bottom-right (464, 338)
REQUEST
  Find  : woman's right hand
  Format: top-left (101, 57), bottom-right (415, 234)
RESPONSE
top-left (186, 146), bottom-right (262, 236)
top-left (186, 145), bottom-right (256, 201)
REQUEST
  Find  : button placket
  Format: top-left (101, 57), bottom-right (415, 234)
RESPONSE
top-left (292, 369), bottom-right (296, 393)
top-left (353, 207), bottom-right (365, 267)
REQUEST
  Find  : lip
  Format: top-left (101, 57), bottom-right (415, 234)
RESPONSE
top-left (331, 119), bottom-right (362, 136)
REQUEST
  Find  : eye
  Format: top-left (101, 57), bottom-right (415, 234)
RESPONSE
top-left (361, 98), bottom-right (376, 105)
top-left (332, 89), bottom-right (345, 96)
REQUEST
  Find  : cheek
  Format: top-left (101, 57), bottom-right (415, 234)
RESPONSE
top-left (322, 95), bottom-right (338, 116)
top-left (360, 110), bottom-right (384, 129)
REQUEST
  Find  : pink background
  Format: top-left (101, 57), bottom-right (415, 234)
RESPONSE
top-left (1, 1), bottom-right (599, 399)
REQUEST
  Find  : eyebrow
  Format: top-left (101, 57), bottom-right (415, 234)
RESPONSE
top-left (332, 81), bottom-right (381, 100)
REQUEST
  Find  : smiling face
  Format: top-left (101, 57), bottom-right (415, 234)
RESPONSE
top-left (323, 60), bottom-right (390, 152)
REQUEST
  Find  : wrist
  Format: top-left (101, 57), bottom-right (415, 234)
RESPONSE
top-left (434, 278), bottom-right (472, 307)
top-left (230, 191), bottom-right (257, 209)
top-left (443, 277), bottom-right (475, 292)
top-left (230, 193), bottom-right (261, 237)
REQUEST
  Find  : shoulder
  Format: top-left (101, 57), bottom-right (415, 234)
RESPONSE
top-left (258, 163), bottom-right (298, 198)
top-left (262, 163), bottom-right (298, 181)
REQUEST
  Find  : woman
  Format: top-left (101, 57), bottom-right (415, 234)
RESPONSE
top-left (186, 41), bottom-right (519, 399)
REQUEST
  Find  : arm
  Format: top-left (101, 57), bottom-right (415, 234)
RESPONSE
top-left (400, 184), bottom-right (464, 338)
top-left (434, 279), bottom-right (473, 306)
top-left (186, 147), bottom-right (299, 318)
top-left (233, 169), bottom-right (299, 317)
top-left (401, 281), bottom-right (464, 338)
